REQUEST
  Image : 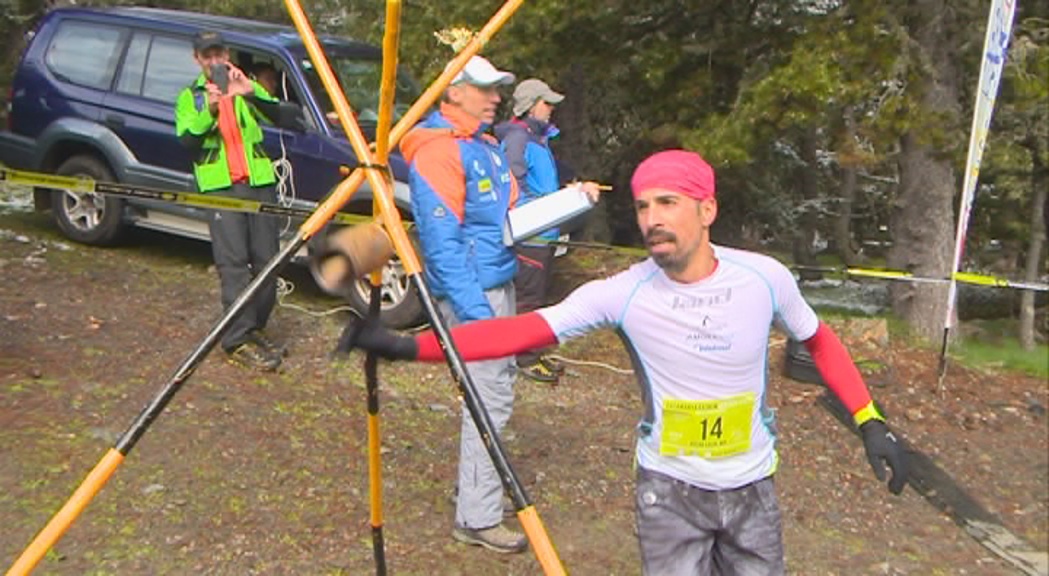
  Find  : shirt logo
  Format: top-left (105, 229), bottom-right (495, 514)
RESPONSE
top-left (685, 314), bottom-right (732, 351)
top-left (472, 159), bottom-right (486, 177)
top-left (478, 178), bottom-right (492, 194)
top-left (433, 206), bottom-right (446, 218)
top-left (671, 288), bottom-right (733, 310)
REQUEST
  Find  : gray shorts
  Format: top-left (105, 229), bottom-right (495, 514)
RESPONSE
top-left (635, 467), bottom-right (784, 576)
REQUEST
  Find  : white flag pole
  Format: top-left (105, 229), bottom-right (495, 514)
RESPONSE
top-left (938, 0), bottom-right (1018, 385)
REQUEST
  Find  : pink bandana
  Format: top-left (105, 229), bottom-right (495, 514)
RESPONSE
top-left (631, 149), bottom-right (716, 201)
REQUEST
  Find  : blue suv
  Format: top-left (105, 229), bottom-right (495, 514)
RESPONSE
top-left (0, 7), bottom-right (424, 326)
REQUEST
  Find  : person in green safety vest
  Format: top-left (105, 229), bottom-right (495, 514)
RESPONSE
top-left (174, 30), bottom-right (288, 371)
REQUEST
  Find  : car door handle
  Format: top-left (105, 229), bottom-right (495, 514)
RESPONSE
top-left (104, 113), bottom-right (125, 128)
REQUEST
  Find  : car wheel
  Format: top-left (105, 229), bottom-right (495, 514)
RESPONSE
top-left (51, 155), bottom-right (124, 245)
top-left (346, 254), bottom-right (424, 329)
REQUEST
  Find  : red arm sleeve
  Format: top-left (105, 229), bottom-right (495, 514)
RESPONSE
top-left (803, 322), bottom-right (872, 415)
top-left (414, 312), bottom-right (558, 362)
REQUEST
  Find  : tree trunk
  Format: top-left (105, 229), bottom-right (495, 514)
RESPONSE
top-left (835, 164), bottom-right (860, 266)
top-left (793, 127), bottom-right (822, 280)
top-left (834, 107), bottom-right (861, 266)
top-left (1019, 140), bottom-right (1047, 350)
top-left (554, 63), bottom-right (611, 243)
top-left (888, 0), bottom-right (961, 343)
top-left (890, 133), bottom-right (958, 342)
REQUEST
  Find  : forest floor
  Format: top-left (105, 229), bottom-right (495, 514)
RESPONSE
top-left (1, 207), bottom-right (1046, 575)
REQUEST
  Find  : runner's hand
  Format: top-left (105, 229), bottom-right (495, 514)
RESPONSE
top-left (859, 420), bottom-right (908, 494)
top-left (334, 312), bottom-right (418, 361)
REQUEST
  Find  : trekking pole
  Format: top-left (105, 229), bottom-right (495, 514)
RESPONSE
top-left (358, 1), bottom-right (402, 573)
top-left (410, 283), bottom-right (565, 574)
top-left (283, 2), bottom-right (565, 574)
top-left (363, 285), bottom-right (386, 575)
top-left (4, 4), bottom-right (522, 574)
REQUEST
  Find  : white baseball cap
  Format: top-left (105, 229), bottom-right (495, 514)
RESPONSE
top-left (448, 55), bottom-right (515, 87)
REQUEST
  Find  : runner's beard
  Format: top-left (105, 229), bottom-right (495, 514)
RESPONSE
top-left (647, 231), bottom-right (686, 274)
top-left (647, 231), bottom-right (702, 277)
top-left (652, 250), bottom-right (688, 275)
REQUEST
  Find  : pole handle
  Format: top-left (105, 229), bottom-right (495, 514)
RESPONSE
top-left (517, 506), bottom-right (567, 575)
top-left (7, 449), bottom-right (125, 576)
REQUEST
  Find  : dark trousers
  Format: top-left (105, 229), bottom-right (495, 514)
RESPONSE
top-left (514, 243), bottom-right (555, 366)
top-left (635, 468), bottom-right (784, 575)
top-left (207, 182), bottom-right (280, 351)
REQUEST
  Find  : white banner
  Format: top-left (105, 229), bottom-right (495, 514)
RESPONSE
top-left (943, 0), bottom-right (1017, 332)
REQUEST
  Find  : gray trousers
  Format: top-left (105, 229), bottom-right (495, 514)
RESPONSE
top-left (207, 183), bottom-right (280, 351)
top-left (439, 283), bottom-right (517, 530)
top-left (635, 468), bottom-right (784, 576)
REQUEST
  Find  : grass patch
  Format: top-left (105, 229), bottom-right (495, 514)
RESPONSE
top-left (952, 317), bottom-right (1049, 378)
top-left (951, 337), bottom-right (1048, 379)
top-left (885, 315), bottom-right (1048, 378)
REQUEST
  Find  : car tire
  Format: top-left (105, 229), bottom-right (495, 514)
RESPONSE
top-left (51, 155), bottom-right (124, 245)
top-left (346, 253), bottom-right (425, 329)
top-left (311, 223), bottom-right (424, 330)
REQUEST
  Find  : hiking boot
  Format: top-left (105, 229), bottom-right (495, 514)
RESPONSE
top-left (519, 360), bottom-right (559, 383)
top-left (453, 523), bottom-right (527, 554)
top-left (226, 341), bottom-right (281, 372)
top-left (539, 355), bottom-right (565, 374)
top-left (249, 329), bottom-right (288, 358)
top-left (449, 488), bottom-right (516, 518)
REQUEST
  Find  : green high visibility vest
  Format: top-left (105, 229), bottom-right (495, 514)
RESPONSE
top-left (174, 74), bottom-right (277, 192)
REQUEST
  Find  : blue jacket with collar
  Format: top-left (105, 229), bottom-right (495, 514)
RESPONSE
top-left (495, 116), bottom-right (561, 241)
top-left (401, 104), bottom-right (519, 322)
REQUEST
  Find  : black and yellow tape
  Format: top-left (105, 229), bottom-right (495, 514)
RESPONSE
top-left (0, 166), bottom-right (388, 229)
top-left (801, 266), bottom-right (1049, 293)
top-left (2, 166), bottom-right (1045, 293)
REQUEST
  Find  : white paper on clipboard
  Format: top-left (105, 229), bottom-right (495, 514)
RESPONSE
top-left (503, 185), bottom-right (594, 246)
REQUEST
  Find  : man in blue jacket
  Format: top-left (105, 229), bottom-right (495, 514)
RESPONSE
top-left (496, 79), bottom-right (599, 383)
top-left (400, 55), bottom-right (525, 554)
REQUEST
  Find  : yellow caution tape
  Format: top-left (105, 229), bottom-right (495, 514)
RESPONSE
top-left (0, 166), bottom-right (402, 230)
top-left (3, 166), bottom-right (1044, 292)
top-left (953, 271), bottom-right (1006, 288)
top-left (844, 267), bottom-right (1047, 292)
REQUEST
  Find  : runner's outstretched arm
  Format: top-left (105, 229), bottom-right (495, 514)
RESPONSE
top-left (337, 311), bottom-right (556, 362)
top-left (804, 322), bottom-right (909, 494)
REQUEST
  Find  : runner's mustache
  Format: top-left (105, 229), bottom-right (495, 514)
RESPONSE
top-left (646, 230), bottom-right (676, 244)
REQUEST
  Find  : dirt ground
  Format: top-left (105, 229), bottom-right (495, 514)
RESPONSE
top-left (1, 208), bottom-right (1046, 575)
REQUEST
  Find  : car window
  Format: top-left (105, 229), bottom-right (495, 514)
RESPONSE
top-left (300, 55), bottom-right (419, 125)
top-left (45, 20), bottom-right (125, 89)
top-left (142, 36), bottom-right (198, 103)
top-left (115, 32), bottom-right (150, 95)
top-left (234, 49), bottom-right (317, 131)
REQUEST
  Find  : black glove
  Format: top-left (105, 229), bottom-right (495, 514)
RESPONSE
top-left (859, 419), bottom-right (908, 495)
top-left (334, 312), bottom-right (418, 361)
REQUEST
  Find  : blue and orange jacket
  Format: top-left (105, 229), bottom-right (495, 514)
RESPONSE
top-left (401, 103), bottom-right (519, 322)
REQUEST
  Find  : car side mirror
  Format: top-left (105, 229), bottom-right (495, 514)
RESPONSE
top-left (277, 102), bottom-right (308, 132)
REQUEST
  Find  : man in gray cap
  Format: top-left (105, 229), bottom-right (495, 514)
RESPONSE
top-left (495, 79), bottom-right (599, 383)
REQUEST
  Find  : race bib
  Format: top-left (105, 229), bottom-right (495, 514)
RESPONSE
top-left (660, 392), bottom-right (755, 458)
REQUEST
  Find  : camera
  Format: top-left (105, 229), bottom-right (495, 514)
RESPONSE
top-left (209, 63), bottom-right (229, 94)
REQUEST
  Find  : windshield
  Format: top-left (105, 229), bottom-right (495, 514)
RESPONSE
top-left (299, 55), bottom-right (419, 126)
